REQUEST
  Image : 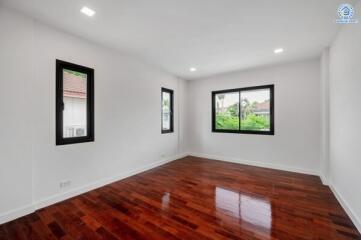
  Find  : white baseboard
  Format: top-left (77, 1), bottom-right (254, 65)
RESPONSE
top-left (0, 204), bottom-right (35, 225)
top-left (329, 182), bottom-right (361, 234)
top-left (35, 153), bottom-right (187, 210)
top-left (320, 174), bottom-right (329, 186)
top-left (0, 153), bottom-right (187, 225)
top-left (189, 152), bottom-right (319, 176)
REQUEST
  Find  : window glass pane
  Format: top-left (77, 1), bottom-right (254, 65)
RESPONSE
top-left (63, 69), bottom-right (87, 138)
top-left (162, 91), bottom-right (171, 130)
top-left (240, 89), bottom-right (270, 131)
top-left (215, 92), bottom-right (239, 130)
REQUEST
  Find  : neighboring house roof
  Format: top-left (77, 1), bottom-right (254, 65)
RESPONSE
top-left (63, 71), bottom-right (87, 99)
top-left (254, 101), bottom-right (270, 113)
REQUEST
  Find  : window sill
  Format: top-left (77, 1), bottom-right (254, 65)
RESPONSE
top-left (212, 129), bottom-right (274, 135)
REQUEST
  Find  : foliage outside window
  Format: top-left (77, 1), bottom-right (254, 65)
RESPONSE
top-left (212, 85), bottom-right (274, 135)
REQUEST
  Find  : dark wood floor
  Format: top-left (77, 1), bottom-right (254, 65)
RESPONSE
top-left (1, 156), bottom-right (360, 240)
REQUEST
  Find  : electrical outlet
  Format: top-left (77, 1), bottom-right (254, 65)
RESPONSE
top-left (59, 180), bottom-right (71, 189)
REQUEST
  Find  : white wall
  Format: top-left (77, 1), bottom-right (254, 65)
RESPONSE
top-left (178, 80), bottom-right (189, 154)
top-left (0, 7), bottom-right (187, 223)
top-left (320, 48), bottom-right (330, 183)
top-left (328, 1), bottom-right (361, 231)
top-left (187, 59), bottom-right (322, 174)
top-left (0, 6), bottom-right (34, 221)
top-left (63, 97), bottom-right (87, 137)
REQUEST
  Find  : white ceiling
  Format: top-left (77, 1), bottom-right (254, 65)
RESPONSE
top-left (1, 0), bottom-right (358, 80)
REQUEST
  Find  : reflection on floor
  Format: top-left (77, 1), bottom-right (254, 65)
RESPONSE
top-left (0, 156), bottom-right (360, 240)
top-left (216, 187), bottom-right (272, 236)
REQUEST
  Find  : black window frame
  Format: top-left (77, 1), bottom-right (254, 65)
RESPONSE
top-left (56, 59), bottom-right (95, 145)
top-left (161, 87), bottom-right (174, 134)
top-left (212, 84), bottom-right (274, 135)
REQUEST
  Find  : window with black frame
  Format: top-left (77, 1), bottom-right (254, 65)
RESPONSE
top-left (161, 88), bottom-right (174, 134)
top-left (56, 60), bottom-right (94, 145)
top-left (212, 85), bottom-right (274, 135)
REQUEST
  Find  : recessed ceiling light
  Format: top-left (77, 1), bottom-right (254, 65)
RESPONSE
top-left (190, 67), bottom-right (197, 72)
top-left (274, 48), bottom-right (284, 54)
top-left (81, 6), bottom-right (95, 17)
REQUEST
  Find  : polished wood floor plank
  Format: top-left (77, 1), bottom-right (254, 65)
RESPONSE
top-left (0, 156), bottom-right (360, 239)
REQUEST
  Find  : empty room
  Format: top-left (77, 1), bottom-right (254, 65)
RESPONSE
top-left (0, 0), bottom-right (360, 239)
